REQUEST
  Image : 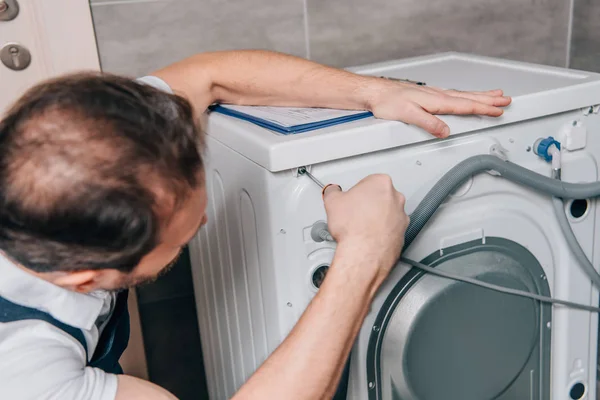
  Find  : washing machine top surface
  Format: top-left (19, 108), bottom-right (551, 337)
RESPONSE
top-left (205, 52), bottom-right (600, 172)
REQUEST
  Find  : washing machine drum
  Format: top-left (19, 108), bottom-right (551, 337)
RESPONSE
top-left (366, 238), bottom-right (552, 400)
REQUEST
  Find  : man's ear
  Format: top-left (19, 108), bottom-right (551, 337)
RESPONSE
top-left (52, 270), bottom-right (102, 293)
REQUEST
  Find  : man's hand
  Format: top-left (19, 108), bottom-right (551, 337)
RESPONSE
top-left (367, 82), bottom-right (511, 138)
top-left (323, 175), bottom-right (409, 287)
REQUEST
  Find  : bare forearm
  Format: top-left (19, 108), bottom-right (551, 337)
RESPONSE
top-left (233, 243), bottom-right (383, 400)
top-left (153, 50), bottom-right (511, 137)
top-left (116, 375), bottom-right (178, 400)
top-left (152, 50), bottom-right (380, 112)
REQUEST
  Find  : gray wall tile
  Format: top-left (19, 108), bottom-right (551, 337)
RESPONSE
top-left (90, 0), bottom-right (168, 4)
top-left (307, 0), bottom-right (570, 68)
top-left (91, 0), bottom-right (307, 76)
top-left (570, 0), bottom-right (600, 72)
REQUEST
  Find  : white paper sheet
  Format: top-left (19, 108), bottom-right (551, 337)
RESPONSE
top-left (218, 105), bottom-right (369, 128)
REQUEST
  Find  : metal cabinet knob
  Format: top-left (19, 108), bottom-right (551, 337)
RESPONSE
top-left (0, 43), bottom-right (31, 71)
top-left (0, 0), bottom-right (19, 22)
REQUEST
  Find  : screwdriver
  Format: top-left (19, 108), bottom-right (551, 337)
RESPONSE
top-left (298, 167), bottom-right (325, 189)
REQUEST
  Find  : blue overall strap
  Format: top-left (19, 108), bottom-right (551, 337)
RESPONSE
top-left (88, 290), bottom-right (130, 374)
top-left (0, 291), bottom-right (131, 375)
top-left (0, 295), bottom-right (89, 358)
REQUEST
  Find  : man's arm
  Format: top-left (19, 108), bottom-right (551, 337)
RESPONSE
top-left (116, 375), bottom-right (177, 400)
top-left (233, 176), bottom-right (408, 399)
top-left (151, 50), bottom-right (511, 138)
top-left (232, 244), bottom-right (382, 400)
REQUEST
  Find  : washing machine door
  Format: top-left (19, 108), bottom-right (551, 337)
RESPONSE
top-left (366, 238), bottom-right (552, 400)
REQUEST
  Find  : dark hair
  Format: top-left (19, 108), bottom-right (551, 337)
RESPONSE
top-left (0, 72), bottom-right (204, 273)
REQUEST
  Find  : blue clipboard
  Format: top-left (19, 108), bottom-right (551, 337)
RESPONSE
top-left (209, 105), bottom-right (373, 135)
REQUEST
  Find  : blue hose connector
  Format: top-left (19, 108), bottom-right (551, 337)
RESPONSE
top-left (534, 136), bottom-right (561, 162)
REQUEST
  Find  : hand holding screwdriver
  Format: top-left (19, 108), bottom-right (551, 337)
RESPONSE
top-left (321, 175), bottom-right (409, 287)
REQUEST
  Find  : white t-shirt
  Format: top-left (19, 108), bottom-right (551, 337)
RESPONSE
top-left (0, 76), bottom-right (173, 400)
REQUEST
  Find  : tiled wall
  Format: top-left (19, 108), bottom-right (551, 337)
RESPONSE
top-left (89, 0), bottom-right (600, 399)
top-left (91, 0), bottom-right (596, 77)
top-left (571, 0), bottom-right (600, 72)
top-left (90, 0), bottom-right (307, 77)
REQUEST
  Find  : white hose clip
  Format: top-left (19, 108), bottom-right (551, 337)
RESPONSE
top-left (487, 143), bottom-right (509, 176)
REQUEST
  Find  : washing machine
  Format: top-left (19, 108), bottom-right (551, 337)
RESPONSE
top-left (188, 52), bottom-right (600, 400)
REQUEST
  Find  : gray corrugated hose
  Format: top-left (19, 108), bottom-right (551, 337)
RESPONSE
top-left (551, 197), bottom-right (600, 288)
top-left (405, 155), bottom-right (600, 245)
top-left (403, 154), bottom-right (600, 288)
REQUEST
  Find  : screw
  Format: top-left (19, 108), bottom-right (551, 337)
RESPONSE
top-left (372, 325), bottom-right (380, 332)
top-left (416, 160), bottom-right (422, 166)
top-left (541, 275), bottom-right (547, 281)
top-left (280, 229), bottom-right (286, 234)
top-left (286, 302), bottom-right (292, 307)
top-left (368, 382), bottom-right (375, 389)
top-left (509, 138), bottom-right (515, 143)
top-left (546, 321), bottom-right (551, 329)
top-left (526, 146), bottom-right (531, 152)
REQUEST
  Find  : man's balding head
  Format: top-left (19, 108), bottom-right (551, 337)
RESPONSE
top-left (0, 73), bottom-right (204, 274)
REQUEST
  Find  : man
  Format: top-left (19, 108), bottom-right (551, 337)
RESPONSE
top-left (0, 50), bottom-right (510, 400)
